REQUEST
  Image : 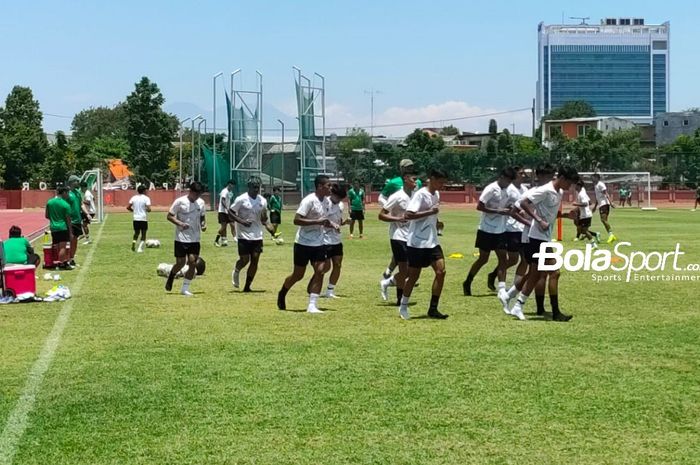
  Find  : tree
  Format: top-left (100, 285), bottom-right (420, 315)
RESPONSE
top-left (40, 131), bottom-right (72, 185)
top-left (497, 128), bottom-right (514, 154)
top-left (440, 125), bottom-right (460, 136)
top-left (404, 129), bottom-right (445, 153)
top-left (335, 128), bottom-right (374, 183)
top-left (123, 77), bottom-right (178, 182)
top-left (0, 86), bottom-right (49, 188)
top-left (488, 119), bottom-right (498, 134)
top-left (71, 104), bottom-right (127, 144)
top-left (544, 100), bottom-right (596, 121)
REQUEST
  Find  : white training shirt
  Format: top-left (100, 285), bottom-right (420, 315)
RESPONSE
top-left (295, 193), bottom-right (326, 247)
top-left (505, 183), bottom-right (527, 233)
top-left (230, 192), bottom-right (267, 241)
top-left (323, 198), bottom-right (344, 245)
top-left (383, 189), bottom-right (411, 242)
top-left (169, 195), bottom-right (206, 243)
top-left (83, 190), bottom-right (96, 214)
top-left (577, 188), bottom-right (593, 219)
top-left (129, 194), bottom-right (151, 221)
top-left (524, 181), bottom-right (562, 242)
top-left (406, 187), bottom-right (440, 249)
top-left (478, 181), bottom-right (510, 234)
top-left (218, 187), bottom-right (232, 213)
top-left (594, 181), bottom-right (610, 207)
top-left (515, 187), bottom-right (534, 243)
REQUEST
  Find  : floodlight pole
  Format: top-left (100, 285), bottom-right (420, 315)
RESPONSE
top-left (213, 72), bottom-right (223, 205)
top-left (197, 118), bottom-right (206, 180)
top-left (178, 117), bottom-right (191, 189)
top-left (278, 119), bottom-right (285, 206)
top-left (315, 72), bottom-right (326, 173)
top-left (230, 69), bottom-right (241, 186)
top-left (191, 115), bottom-right (202, 182)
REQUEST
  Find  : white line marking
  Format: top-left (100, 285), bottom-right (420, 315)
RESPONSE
top-left (0, 216), bottom-right (108, 465)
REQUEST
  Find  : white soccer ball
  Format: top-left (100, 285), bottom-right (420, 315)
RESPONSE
top-left (275, 238), bottom-right (285, 245)
top-left (145, 239), bottom-right (161, 248)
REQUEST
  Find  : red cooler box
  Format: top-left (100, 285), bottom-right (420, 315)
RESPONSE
top-left (3, 264), bottom-right (37, 297)
top-left (43, 244), bottom-right (70, 269)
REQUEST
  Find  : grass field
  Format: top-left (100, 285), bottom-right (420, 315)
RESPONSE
top-left (1, 207), bottom-right (700, 465)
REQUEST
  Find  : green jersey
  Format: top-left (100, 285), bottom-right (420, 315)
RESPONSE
top-left (3, 237), bottom-right (30, 265)
top-left (348, 188), bottom-right (365, 211)
top-left (68, 188), bottom-right (82, 224)
top-left (381, 177), bottom-right (422, 198)
top-left (46, 196), bottom-right (71, 232)
top-left (268, 194), bottom-right (282, 213)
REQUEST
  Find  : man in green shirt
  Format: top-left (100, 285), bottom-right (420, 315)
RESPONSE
top-left (45, 186), bottom-right (74, 269)
top-left (347, 180), bottom-right (365, 239)
top-left (3, 225), bottom-right (40, 266)
top-left (267, 186), bottom-right (283, 240)
top-left (67, 175), bottom-right (85, 266)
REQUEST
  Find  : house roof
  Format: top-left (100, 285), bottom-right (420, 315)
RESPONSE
top-left (108, 159), bottom-right (133, 180)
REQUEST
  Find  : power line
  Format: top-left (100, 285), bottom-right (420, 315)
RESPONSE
top-left (44, 112), bottom-right (73, 119)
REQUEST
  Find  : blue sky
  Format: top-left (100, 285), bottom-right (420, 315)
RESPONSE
top-left (2, 0), bottom-right (699, 138)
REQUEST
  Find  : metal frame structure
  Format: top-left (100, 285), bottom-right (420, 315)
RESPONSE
top-left (294, 66), bottom-right (326, 197)
top-left (80, 169), bottom-right (104, 223)
top-left (579, 171), bottom-right (656, 210)
top-left (230, 70), bottom-right (264, 186)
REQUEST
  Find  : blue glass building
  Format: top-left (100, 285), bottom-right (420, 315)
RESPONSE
top-left (536, 19), bottom-right (670, 124)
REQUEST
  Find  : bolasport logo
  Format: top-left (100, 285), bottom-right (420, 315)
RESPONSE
top-left (534, 242), bottom-right (700, 283)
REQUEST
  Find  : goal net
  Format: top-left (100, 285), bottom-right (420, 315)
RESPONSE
top-left (578, 171), bottom-right (657, 211)
top-left (80, 169), bottom-right (105, 223)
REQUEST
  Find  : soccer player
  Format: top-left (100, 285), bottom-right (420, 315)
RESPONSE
top-left (495, 166), bottom-right (529, 294)
top-left (572, 180), bottom-right (600, 247)
top-left (693, 185), bottom-right (700, 211)
top-left (277, 175), bottom-right (332, 313)
top-left (378, 159), bottom-right (419, 280)
top-left (45, 186), bottom-right (73, 270)
top-left (3, 226), bottom-right (40, 267)
top-left (463, 167), bottom-right (516, 296)
top-left (229, 177), bottom-right (268, 292)
top-left (67, 175), bottom-right (84, 266)
top-left (591, 173), bottom-right (617, 244)
top-left (80, 182), bottom-right (95, 244)
top-left (215, 179), bottom-right (236, 247)
top-left (399, 168), bottom-right (449, 320)
top-left (379, 172), bottom-right (417, 305)
top-left (508, 166), bottom-right (580, 322)
top-left (347, 180), bottom-right (365, 239)
top-left (320, 183), bottom-right (349, 298)
top-left (165, 182), bottom-right (207, 296)
top-left (268, 186), bottom-right (283, 240)
top-left (127, 184), bottom-right (151, 253)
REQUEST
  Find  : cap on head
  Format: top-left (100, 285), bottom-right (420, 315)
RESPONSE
top-left (68, 175), bottom-right (81, 184)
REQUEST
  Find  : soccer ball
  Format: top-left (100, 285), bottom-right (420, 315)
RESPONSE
top-left (145, 239), bottom-right (161, 248)
top-left (275, 238), bottom-right (285, 245)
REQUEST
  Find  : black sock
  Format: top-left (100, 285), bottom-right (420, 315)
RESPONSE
top-left (489, 266), bottom-right (498, 276)
top-left (244, 276), bottom-right (253, 291)
top-left (396, 288), bottom-right (403, 305)
top-left (466, 273), bottom-right (475, 283)
top-left (550, 294), bottom-right (560, 314)
top-left (215, 234), bottom-right (220, 242)
top-left (536, 294), bottom-right (546, 313)
top-left (429, 295), bottom-right (440, 311)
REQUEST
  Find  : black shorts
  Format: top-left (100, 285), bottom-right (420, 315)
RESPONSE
top-left (293, 243), bottom-right (326, 267)
top-left (523, 239), bottom-right (552, 265)
top-left (390, 239), bottom-right (408, 263)
top-left (218, 212), bottom-right (230, 225)
top-left (578, 217), bottom-right (592, 228)
top-left (270, 211), bottom-right (281, 224)
top-left (325, 243), bottom-right (343, 259)
top-left (81, 212), bottom-right (92, 223)
top-left (238, 238), bottom-right (263, 255)
top-left (174, 241), bottom-right (201, 258)
top-left (133, 221), bottom-right (148, 233)
top-left (475, 230), bottom-right (505, 252)
top-left (407, 245), bottom-right (444, 269)
top-left (51, 229), bottom-right (70, 244)
top-left (350, 210), bottom-right (365, 221)
top-left (71, 224), bottom-right (83, 237)
top-left (501, 231), bottom-right (522, 252)
top-left (599, 205), bottom-right (611, 216)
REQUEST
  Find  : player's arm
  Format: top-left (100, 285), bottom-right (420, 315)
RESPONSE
top-left (476, 201), bottom-right (509, 215)
top-left (127, 200), bottom-right (134, 212)
top-left (227, 207), bottom-right (252, 226)
top-left (200, 213), bottom-right (207, 232)
top-left (45, 204), bottom-right (50, 219)
top-left (145, 198), bottom-right (152, 213)
top-left (378, 208), bottom-right (403, 223)
top-left (293, 213), bottom-right (329, 227)
top-left (167, 208), bottom-right (189, 230)
top-left (405, 206), bottom-right (438, 220)
top-left (65, 211), bottom-right (74, 239)
top-left (509, 206), bottom-right (531, 227)
top-left (605, 190), bottom-right (615, 208)
top-left (520, 198), bottom-right (548, 230)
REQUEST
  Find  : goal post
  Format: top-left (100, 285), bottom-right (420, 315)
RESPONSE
top-left (578, 171), bottom-right (657, 211)
top-left (81, 169), bottom-right (105, 223)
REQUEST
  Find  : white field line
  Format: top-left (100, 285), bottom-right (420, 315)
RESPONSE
top-left (0, 216), bottom-right (108, 465)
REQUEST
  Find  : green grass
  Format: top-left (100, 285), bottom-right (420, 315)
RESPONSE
top-left (2, 208), bottom-right (700, 464)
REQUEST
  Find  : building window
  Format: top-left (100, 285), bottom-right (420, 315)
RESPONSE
top-left (653, 40), bottom-right (668, 50)
top-left (549, 125), bottom-right (562, 138)
top-left (683, 120), bottom-right (689, 126)
top-left (663, 121), bottom-right (669, 127)
top-left (633, 18), bottom-right (644, 26)
top-left (577, 124), bottom-right (591, 137)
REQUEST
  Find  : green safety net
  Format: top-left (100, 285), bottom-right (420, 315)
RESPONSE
top-left (296, 81), bottom-right (322, 193)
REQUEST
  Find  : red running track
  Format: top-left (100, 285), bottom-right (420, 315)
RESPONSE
top-left (0, 211), bottom-right (49, 242)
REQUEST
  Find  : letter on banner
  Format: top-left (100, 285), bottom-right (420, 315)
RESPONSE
top-left (22, 182), bottom-right (30, 191)
top-left (39, 182), bottom-right (48, 191)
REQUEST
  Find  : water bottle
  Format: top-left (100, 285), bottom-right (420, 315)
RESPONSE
top-left (43, 230), bottom-right (50, 245)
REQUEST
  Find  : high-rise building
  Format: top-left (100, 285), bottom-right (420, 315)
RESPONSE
top-left (536, 18), bottom-right (670, 124)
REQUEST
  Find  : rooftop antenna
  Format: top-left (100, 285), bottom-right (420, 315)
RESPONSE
top-left (570, 16), bottom-right (590, 25)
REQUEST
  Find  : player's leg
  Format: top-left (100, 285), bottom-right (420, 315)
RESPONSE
top-left (464, 249), bottom-right (491, 296)
top-left (307, 257), bottom-right (327, 313)
top-left (547, 269), bottom-right (570, 321)
top-left (137, 222), bottom-right (147, 252)
top-left (166, 242), bottom-right (187, 292)
top-left (180, 251), bottom-right (198, 296)
top-left (243, 249), bottom-right (261, 292)
top-left (427, 252), bottom-right (448, 319)
top-left (358, 218), bottom-right (364, 238)
top-left (132, 221), bottom-right (140, 251)
top-left (215, 213), bottom-right (228, 246)
top-left (399, 265), bottom-right (422, 320)
top-left (325, 254), bottom-right (343, 298)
